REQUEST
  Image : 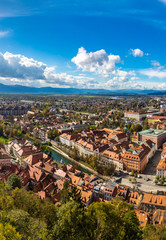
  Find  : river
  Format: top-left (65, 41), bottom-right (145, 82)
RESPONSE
top-left (28, 137), bottom-right (92, 175)
top-left (49, 147), bottom-right (92, 175)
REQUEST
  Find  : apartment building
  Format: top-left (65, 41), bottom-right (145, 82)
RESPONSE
top-left (0, 106), bottom-right (30, 116)
top-left (122, 141), bottom-right (155, 173)
top-left (141, 193), bottom-right (166, 213)
top-left (138, 129), bottom-right (166, 149)
top-left (124, 111), bottom-right (160, 121)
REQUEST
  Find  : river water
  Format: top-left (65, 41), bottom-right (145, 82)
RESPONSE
top-left (28, 138), bottom-right (91, 175)
top-left (49, 148), bottom-right (91, 175)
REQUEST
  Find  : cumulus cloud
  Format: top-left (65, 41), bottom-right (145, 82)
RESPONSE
top-left (112, 69), bottom-right (134, 82)
top-left (0, 49), bottom-right (138, 90)
top-left (0, 50), bottom-right (97, 88)
top-left (0, 49), bottom-right (165, 90)
top-left (130, 48), bottom-right (144, 57)
top-left (71, 47), bottom-right (121, 77)
top-left (44, 66), bottom-right (96, 87)
top-left (0, 51), bottom-right (46, 80)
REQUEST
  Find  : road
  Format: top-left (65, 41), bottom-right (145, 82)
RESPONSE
top-left (143, 150), bottom-right (161, 176)
top-left (113, 150), bottom-right (166, 193)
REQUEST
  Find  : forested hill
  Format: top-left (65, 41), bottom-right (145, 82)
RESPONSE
top-left (0, 181), bottom-right (165, 240)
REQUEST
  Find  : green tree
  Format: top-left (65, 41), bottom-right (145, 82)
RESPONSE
top-left (42, 107), bottom-right (50, 117)
top-left (143, 224), bottom-right (166, 240)
top-left (0, 182), bottom-right (14, 211)
top-left (53, 201), bottom-right (90, 240)
top-left (154, 179), bottom-right (158, 185)
top-left (156, 175), bottom-right (160, 180)
top-left (33, 138), bottom-right (41, 147)
top-left (161, 176), bottom-right (165, 182)
top-left (48, 129), bottom-right (59, 140)
top-left (60, 182), bottom-right (84, 208)
top-left (131, 170), bottom-right (134, 176)
top-left (87, 199), bottom-right (142, 240)
top-left (71, 147), bottom-right (80, 161)
top-left (7, 209), bottom-right (48, 240)
top-left (143, 119), bottom-right (149, 130)
top-left (60, 181), bottom-right (70, 204)
top-left (0, 125), bottom-right (3, 137)
top-left (112, 198), bottom-right (142, 240)
top-left (134, 124), bottom-right (142, 132)
top-left (7, 174), bottom-right (21, 190)
top-left (160, 179), bottom-right (164, 185)
top-left (70, 186), bottom-right (85, 209)
top-left (130, 124), bottom-right (135, 133)
top-left (0, 223), bottom-right (21, 240)
top-left (104, 164), bottom-right (116, 176)
top-left (87, 201), bottom-right (124, 240)
top-left (16, 130), bottom-right (22, 139)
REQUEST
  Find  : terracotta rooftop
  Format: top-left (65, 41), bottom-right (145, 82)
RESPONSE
top-left (142, 193), bottom-right (166, 207)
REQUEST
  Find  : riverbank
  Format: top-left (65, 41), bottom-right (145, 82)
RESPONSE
top-left (49, 144), bottom-right (110, 181)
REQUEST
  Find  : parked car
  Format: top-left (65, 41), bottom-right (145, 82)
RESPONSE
top-left (144, 177), bottom-right (150, 181)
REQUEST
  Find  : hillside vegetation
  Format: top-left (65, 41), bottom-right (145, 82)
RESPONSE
top-left (0, 182), bottom-right (165, 240)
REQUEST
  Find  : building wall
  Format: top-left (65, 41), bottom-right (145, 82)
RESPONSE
top-left (157, 169), bottom-right (166, 177)
top-left (123, 155), bottom-right (148, 173)
top-left (124, 111), bottom-right (160, 121)
top-left (59, 136), bottom-right (123, 171)
top-left (0, 109), bottom-right (29, 116)
top-left (59, 136), bottom-right (72, 147)
top-left (101, 156), bottom-right (123, 171)
top-left (140, 134), bottom-right (166, 149)
top-left (124, 112), bottom-right (147, 121)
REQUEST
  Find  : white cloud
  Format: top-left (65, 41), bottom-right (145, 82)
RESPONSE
top-left (0, 49), bottom-right (165, 90)
top-left (151, 60), bottom-right (161, 68)
top-left (131, 76), bottom-right (139, 81)
top-left (158, 83), bottom-right (166, 89)
top-left (44, 66), bottom-right (96, 87)
top-left (130, 48), bottom-right (144, 57)
top-left (140, 69), bottom-right (166, 78)
top-left (140, 61), bottom-right (166, 80)
top-left (0, 51), bottom-right (46, 80)
top-left (71, 47), bottom-right (121, 77)
top-left (151, 60), bottom-right (164, 70)
top-left (112, 69), bottom-right (134, 82)
top-left (0, 50), bottom-right (97, 88)
top-left (0, 30), bottom-right (10, 38)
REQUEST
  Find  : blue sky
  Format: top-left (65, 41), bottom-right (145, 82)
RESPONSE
top-left (0, 0), bottom-right (166, 90)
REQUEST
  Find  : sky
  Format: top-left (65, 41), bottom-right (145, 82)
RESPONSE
top-left (0, 0), bottom-right (166, 90)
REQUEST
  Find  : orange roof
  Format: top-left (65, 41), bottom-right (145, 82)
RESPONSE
top-left (72, 176), bottom-right (81, 186)
top-left (142, 193), bottom-right (166, 207)
top-left (135, 210), bottom-right (149, 227)
top-left (157, 157), bottom-right (166, 170)
top-left (128, 190), bottom-right (141, 205)
top-left (153, 209), bottom-right (166, 225)
top-left (147, 116), bottom-right (166, 120)
top-left (81, 189), bottom-right (92, 203)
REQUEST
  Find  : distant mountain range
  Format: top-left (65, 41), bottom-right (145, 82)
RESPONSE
top-left (0, 83), bottom-right (165, 95)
